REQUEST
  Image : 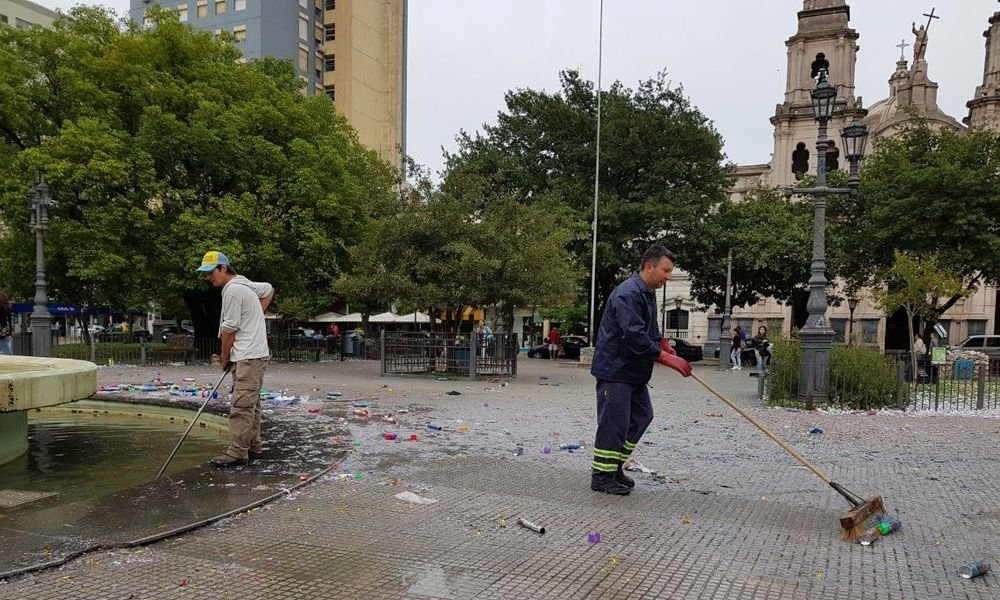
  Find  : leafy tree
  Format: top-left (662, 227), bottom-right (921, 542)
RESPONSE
top-left (335, 173), bottom-right (578, 333)
top-left (842, 122), bottom-right (1000, 316)
top-left (872, 251), bottom-right (970, 380)
top-left (685, 185), bottom-right (814, 310)
top-left (441, 70), bottom-right (730, 329)
top-left (0, 7), bottom-right (395, 327)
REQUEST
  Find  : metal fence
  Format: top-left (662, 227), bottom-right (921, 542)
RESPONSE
top-left (380, 331), bottom-right (518, 378)
top-left (761, 350), bottom-right (1000, 412)
top-left (13, 324), bottom-right (369, 366)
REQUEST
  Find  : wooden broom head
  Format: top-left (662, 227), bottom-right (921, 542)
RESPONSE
top-left (839, 496), bottom-right (886, 541)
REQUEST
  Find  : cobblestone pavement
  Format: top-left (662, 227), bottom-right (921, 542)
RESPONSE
top-left (2, 359), bottom-right (998, 599)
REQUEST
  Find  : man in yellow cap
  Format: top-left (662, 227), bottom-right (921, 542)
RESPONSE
top-left (197, 251), bottom-right (274, 467)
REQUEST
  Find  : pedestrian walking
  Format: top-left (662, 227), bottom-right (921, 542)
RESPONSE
top-left (197, 251), bottom-right (275, 468)
top-left (548, 325), bottom-right (561, 360)
top-left (0, 290), bottom-right (12, 356)
top-left (589, 245), bottom-right (692, 495)
top-left (752, 325), bottom-right (771, 369)
top-left (476, 318), bottom-right (494, 358)
top-left (730, 327), bottom-right (743, 370)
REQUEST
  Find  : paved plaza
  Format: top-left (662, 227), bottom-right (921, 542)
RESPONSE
top-left (2, 358), bottom-right (998, 599)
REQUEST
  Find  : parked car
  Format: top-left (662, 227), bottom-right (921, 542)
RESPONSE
top-left (527, 335), bottom-right (588, 360)
top-left (950, 335), bottom-right (1000, 359)
top-left (665, 338), bottom-right (703, 363)
top-left (290, 328), bottom-right (326, 349)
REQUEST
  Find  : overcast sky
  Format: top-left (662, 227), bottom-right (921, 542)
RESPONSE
top-left (39, 1), bottom-right (994, 177)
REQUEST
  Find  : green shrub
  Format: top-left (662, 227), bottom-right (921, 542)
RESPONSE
top-left (766, 340), bottom-right (903, 409)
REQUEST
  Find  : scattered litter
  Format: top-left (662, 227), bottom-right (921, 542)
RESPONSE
top-left (513, 447), bottom-right (524, 456)
top-left (457, 423), bottom-right (470, 433)
top-left (499, 518), bottom-right (507, 528)
top-left (409, 434), bottom-right (418, 441)
top-left (353, 440), bottom-right (362, 447)
top-left (384, 432), bottom-right (398, 441)
top-left (623, 459), bottom-right (656, 475)
top-left (517, 517), bottom-right (546, 534)
top-left (307, 408), bottom-right (322, 414)
top-left (352, 401), bottom-right (370, 408)
top-left (427, 423), bottom-right (443, 431)
top-left (435, 377), bottom-right (449, 381)
top-left (681, 516), bottom-right (691, 524)
top-left (587, 531), bottom-right (601, 544)
top-left (382, 414), bottom-right (398, 424)
top-left (299, 474), bottom-right (309, 481)
top-left (559, 442), bottom-right (583, 450)
top-left (325, 391), bottom-right (341, 398)
top-left (808, 427), bottom-right (824, 434)
top-left (483, 402), bottom-right (489, 407)
top-left (352, 409), bottom-right (370, 418)
top-left (959, 560), bottom-right (990, 579)
top-left (706, 413), bottom-right (723, 417)
top-left (542, 446), bottom-right (552, 454)
top-left (446, 391), bottom-right (461, 396)
top-left (394, 491), bottom-right (437, 505)
top-left (540, 376), bottom-right (549, 380)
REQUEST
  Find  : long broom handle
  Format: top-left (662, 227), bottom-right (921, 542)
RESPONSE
top-left (689, 371), bottom-right (833, 485)
top-left (155, 367), bottom-right (231, 480)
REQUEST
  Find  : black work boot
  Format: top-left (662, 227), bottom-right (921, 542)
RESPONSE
top-left (615, 466), bottom-right (635, 488)
top-left (591, 473), bottom-right (631, 495)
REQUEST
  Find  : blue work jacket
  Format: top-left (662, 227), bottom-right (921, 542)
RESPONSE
top-left (590, 272), bottom-right (663, 384)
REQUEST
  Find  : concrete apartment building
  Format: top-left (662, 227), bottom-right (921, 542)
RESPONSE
top-left (130, 0), bottom-right (405, 169)
top-left (0, 0), bottom-right (57, 29)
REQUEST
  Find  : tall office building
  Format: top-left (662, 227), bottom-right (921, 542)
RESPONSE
top-left (0, 0), bottom-right (57, 29)
top-left (130, 0), bottom-right (405, 169)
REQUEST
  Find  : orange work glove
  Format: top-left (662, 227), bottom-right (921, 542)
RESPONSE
top-left (657, 351), bottom-right (692, 377)
top-left (659, 338), bottom-right (676, 356)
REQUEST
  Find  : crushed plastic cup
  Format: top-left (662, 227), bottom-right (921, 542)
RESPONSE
top-left (587, 531), bottom-right (601, 544)
top-left (384, 432), bottom-right (398, 440)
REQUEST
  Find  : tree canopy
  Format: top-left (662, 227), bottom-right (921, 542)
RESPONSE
top-left (841, 122), bottom-right (1000, 314)
top-left (440, 70), bottom-right (731, 329)
top-left (0, 7), bottom-right (396, 318)
top-left (684, 185), bottom-right (814, 310)
top-left (335, 170), bottom-right (579, 332)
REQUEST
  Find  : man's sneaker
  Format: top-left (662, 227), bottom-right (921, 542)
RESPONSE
top-left (591, 474), bottom-right (631, 495)
top-left (615, 468), bottom-right (635, 488)
top-left (210, 454), bottom-right (247, 468)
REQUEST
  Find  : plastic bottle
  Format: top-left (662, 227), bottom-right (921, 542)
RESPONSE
top-left (384, 432), bottom-right (398, 440)
top-left (876, 516), bottom-right (902, 536)
top-left (858, 527), bottom-right (882, 546)
top-left (427, 423), bottom-right (443, 431)
top-left (559, 442), bottom-right (582, 450)
top-left (352, 408), bottom-right (370, 418)
top-left (959, 560), bottom-right (990, 579)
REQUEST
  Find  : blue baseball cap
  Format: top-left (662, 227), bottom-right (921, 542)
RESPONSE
top-left (196, 250), bottom-right (230, 272)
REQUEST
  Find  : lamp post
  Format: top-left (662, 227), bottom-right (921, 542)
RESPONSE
top-left (28, 177), bottom-right (55, 357)
top-left (718, 248), bottom-right (733, 371)
top-left (790, 69), bottom-right (869, 407)
top-left (660, 286), bottom-right (667, 335)
top-left (847, 295), bottom-right (859, 345)
top-left (673, 295), bottom-right (683, 338)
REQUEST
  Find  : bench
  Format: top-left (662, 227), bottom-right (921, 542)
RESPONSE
top-left (148, 334), bottom-right (198, 365)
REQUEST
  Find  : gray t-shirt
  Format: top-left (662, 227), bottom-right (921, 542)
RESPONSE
top-left (220, 276), bottom-right (272, 361)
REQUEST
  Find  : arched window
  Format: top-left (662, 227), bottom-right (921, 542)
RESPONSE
top-left (792, 142), bottom-right (810, 179)
top-left (825, 140), bottom-right (840, 171)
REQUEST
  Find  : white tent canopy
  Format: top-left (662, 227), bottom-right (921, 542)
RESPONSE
top-left (310, 311), bottom-right (343, 323)
top-left (368, 311), bottom-right (400, 323)
top-left (330, 312), bottom-right (363, 323)
top-left (395, 311), bottom-right (436, 323)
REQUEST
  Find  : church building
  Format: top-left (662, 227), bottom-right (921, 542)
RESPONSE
top-left (662, 1), bottom-right (1000, 355)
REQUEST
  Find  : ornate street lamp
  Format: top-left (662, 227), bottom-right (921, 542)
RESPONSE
top-left (718, 249), bottom-right (733, 371)
top-left (28, 177), bottom-right (55, 357)
top-left (790, 69), bottom-right (870, 407)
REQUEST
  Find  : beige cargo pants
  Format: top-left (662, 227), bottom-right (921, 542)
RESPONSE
top-left (226, 357), bottom-right (268, 460)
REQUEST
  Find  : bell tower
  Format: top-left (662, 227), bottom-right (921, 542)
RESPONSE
top-left (769, 0), bottom-right (866, 187)
top-left (966, 8), bottom-right (1000, 130)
